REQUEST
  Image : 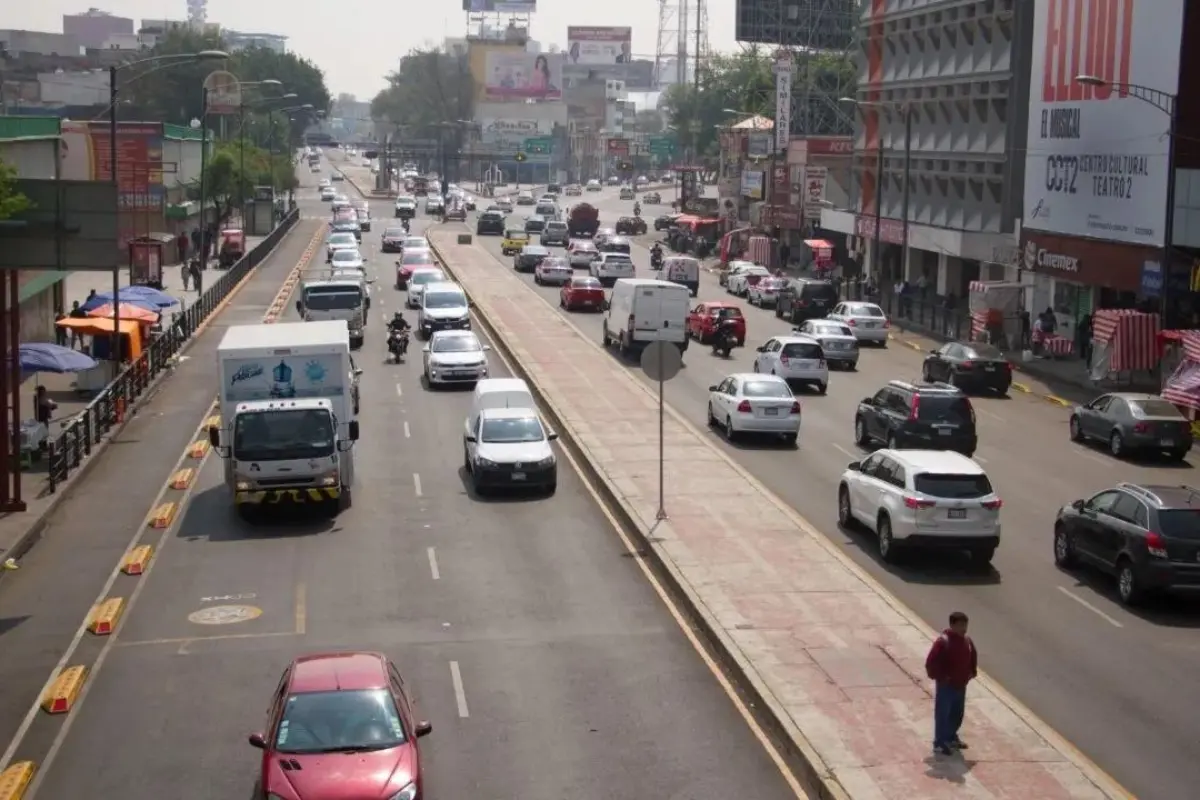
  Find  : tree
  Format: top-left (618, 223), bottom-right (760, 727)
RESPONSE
top-left (200, 139), bottom-right (295, 221)
top-left (370, 47), bottom-right (473, 132)
top-left (0, 157), bottom-right (31, 221)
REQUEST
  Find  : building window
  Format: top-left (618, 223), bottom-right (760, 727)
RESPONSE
top-left (1053, 280), bottom-right (1091, 318)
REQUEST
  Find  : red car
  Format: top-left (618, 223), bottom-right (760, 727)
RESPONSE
top-left (396, 250), bottom-right (436, 289)
top-left (687, 301), bottom-right (746, 345)
top-left (560, 276), bottom-right (605, 311)
top-left (249, 651), bottom-right (431, 800)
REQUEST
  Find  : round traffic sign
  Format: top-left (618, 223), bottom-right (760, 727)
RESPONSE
top-left (640, 340), bottom-right (683, 382)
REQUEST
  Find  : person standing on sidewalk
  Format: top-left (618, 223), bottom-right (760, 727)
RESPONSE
top-left (189, 259), bottom-right (203, 294)
top-left (925, 611), bottom-right (977, 755)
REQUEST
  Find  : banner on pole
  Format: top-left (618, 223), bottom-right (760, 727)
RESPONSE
top-left (772, 51), bottom-right (792, 153)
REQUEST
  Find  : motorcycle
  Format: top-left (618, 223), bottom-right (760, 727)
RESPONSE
top-left (711, 326), bottom-right (736, 358)
top-left (650, 248), bottom-right (664, 269)
top-left (401, 218), bottom-right (411, 233)
top-left (633, 203), bottom-right (642, 217)
top-left (387, 329), bottom-right (410, 362)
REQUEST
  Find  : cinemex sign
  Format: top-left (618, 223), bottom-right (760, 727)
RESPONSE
top-left (1023, 240), bottom-right (1080, 273)
top-left (1022, 0), bottom-right (1185, 248)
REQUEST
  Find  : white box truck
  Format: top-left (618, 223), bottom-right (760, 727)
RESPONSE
top-left (209, 320), bottom-right (362, 517)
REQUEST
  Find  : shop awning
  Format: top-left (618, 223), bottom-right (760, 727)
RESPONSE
top-left (804, 239), bottom-right (834, 250)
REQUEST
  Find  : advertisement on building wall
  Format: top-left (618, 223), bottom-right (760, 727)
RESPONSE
top-left (802, 166), bottom-right (828, 218)
top-left (567, 27), bottom-right (633, 65)
top-left (773, 51), bottom-right (793, 153)
top-left (1021, 230), bottom-right (1148, 292)
top-left (482, 51), bottom-right (563, 101)
top-left (1022, 0), bottom-right (1185, 248)
top-left (463, 0), bottom-right (536, 11)
top-left (563, 61), bottom-right (655, 91)
top-left (479, 118), bottom-right (550, 152)
top-left (741, 171), bottom-right (764, 200)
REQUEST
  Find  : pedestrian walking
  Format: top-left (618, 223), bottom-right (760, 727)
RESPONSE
top-left (181, 259), bottom-right (191, 291)
top-left (190, 227), bottom-right (201, 255)
top-left (177, 231), bottom-right (189, 266)
top-left (925, 611), bottom-right (977, 756)
top-left (68, 300), bottom-right (87, 349)
top-left (54, 308), bottom-right (68, 347)
top-left (189, 258), bottom-right (203, 294)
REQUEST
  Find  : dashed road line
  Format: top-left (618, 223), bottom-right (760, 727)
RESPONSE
top-left (449, 661), bottom-right (470, 718)
top-left (413, 472), bottom-right (423, 497)
top-left (403, 421), bottom-right (411, 438)
top-left (1058, 586), bottom-right (1124, 628)
top-left (427, 547), bottom-right (440, 580)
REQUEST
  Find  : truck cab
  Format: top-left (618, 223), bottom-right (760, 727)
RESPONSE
top-left (297, 278), bottom-right (367, 348)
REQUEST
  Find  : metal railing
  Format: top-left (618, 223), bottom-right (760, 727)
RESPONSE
top-left (45, 208), bottom-right (301, 492)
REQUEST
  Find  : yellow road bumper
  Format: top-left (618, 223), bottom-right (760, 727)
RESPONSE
top-left (235, 487), bottom-right (340, 505)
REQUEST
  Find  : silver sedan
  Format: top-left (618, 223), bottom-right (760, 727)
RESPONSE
top-left (794, 319), bottom-right (859, 369)
top-left (827, 301), bottom-right (890, 345)
top-left (423, 330), bottom-right (491, 386)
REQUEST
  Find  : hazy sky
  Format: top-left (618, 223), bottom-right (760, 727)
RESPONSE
top-left (11, 0), bottom-right (741, 99)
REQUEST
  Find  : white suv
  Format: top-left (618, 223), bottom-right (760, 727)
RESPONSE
top-left (590, 252), bottom-right (635, 287)
top-left (836, 449), bottom-right (1002, 566)
top-left (752, 335), bottom-right (829, 394)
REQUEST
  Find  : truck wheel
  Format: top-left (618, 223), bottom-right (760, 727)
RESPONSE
top-left (337, 487), bottom-right (352, 513)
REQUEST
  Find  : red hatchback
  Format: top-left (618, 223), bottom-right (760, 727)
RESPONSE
top-left (395, 250), bottom-right (436, 289)
top-left (250, 652), bottom-right (431, 800)
top-left (560, 276), bottom-right (605, 311)
top-left (687, 301), bottom-right (746, 345)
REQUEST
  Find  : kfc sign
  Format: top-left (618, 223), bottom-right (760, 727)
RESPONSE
top-left (1023, 239), bottom-right (1080, 273)
top-left (805, 137), bottom-right (853, 157)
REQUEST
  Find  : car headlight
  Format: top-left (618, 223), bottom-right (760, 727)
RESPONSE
top-left (319, 471), bottom-right (339, 486)
top-left (389, 784), bottom-right (418, 800)
top-left (235, 479), bottom-right (255, 491)
top-left (476, 457), bottom-right (498, 468)
top-left (536, 455), bottom-right (556, 467)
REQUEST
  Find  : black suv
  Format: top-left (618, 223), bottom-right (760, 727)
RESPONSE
top-left (524, 214), bottom-right (547, 234)
top-left (854, 380), bottom-right (977, 456)
top-left (476, 211), bottom-right (505, 236)
top-left (775, 278), bottom-right (839, 324)
top-left (1055, 483), bottom-right (1200, 605)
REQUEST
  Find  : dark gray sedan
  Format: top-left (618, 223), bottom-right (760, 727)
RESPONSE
top-left (794, 319), bottom-right (859, 369)
top-left (513, 244), bottom-right (550, 273)
top-left (1069, 393), bottom-right (1193, 461)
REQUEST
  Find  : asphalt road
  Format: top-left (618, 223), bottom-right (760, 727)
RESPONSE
top-left (344, 177), bottom-right (1200, 800)
top-left (0, 170), bottom-right (799, 800)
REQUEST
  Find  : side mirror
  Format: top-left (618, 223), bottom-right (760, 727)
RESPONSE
top-left (415, 720), bottom-right (433, 738)
top-left (708, 384), bottom-right (719, 392)
top-left (601, 299), bottom-right (610, 311)
top-left (422, 344), bottom-right (431, 352)
top-left (353, 367), bottom-right (364, 377)
top-left (755, 346), bottom-right (766, 352)
top-left (248, 732), bottom-right (267, 749)
top-left (482, 344), bottom-right (491, 351)
top-left (208, 426), bottom-right (220, 448)
top-left (1072, 499), bottom-right (1086, 511)
top-left (547, 432), bottom-right (559, 441)
top-left (929, 349), bottom-right (938, 355)
top-left (465, 434), bottom-right (477, 443)
top-left (347, 420), bottom-right (360, 441)
top-left (861, 396), bottom-right (873, 405)
top-left (847, 461), bottom-right (861, 471)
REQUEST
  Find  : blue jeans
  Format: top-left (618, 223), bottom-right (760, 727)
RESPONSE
top-left (933, 683), bottom-right (966, 747)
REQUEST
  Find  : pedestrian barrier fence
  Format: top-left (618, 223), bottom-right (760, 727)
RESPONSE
top-left (45, 208), bottom-right (301, 491)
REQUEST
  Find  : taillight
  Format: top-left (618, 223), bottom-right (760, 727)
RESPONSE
top-left (790, 401), bottom-right (801, 414)
top-left (1003, 361), bottom-right (1012, 371)
top-left (960, 360), bottom-right (976, 369)
top-left (736, 400), bottom-right (752, 413)
top-left (882, 319), bottom-right (890, 328)
top-left (780, 354), bottom-right (789, 365)
top-left (904, 496), bottom-right (936, 510)
top-left (908, 394), bottom-right (921, 421)
top-left (1133, 422), bottom-right (1150, 433)
top-left (982, 499), bottom-right (1003, 510)
top-left (846, 318), bottom-right (856, 326)
top-left (1146, 531), bottom-right (1168, 558)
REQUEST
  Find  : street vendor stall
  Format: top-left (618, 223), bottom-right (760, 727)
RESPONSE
top-left (967, 280), bottom-right (1024, 349)
top-left (1159, 330), bottom-right (1200, 438)
top-left (55, 317), bottom-right (145, 392)
top-left (1089, 308), bottom-right (1160, 382)
top-left (719, 226), bottom-right (771, 266)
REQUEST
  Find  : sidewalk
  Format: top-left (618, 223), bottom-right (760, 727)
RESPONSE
top-left (428, 228), bottom-right (1127, 800)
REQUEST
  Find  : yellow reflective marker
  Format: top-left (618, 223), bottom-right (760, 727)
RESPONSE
top-left (87, 597), bottom-right (125, 635)
top-left (188, 439), bottom-right (210, 458)
top-left (169, 468), bottom-right (195, 489)
top-left (41, 665), bottom-right (88, 714)
top-left (120, 545), bottom-right (154, 576)
top-left (146, 502), bottom-right (177, 529)
top-left (0, 761), bottom-right (35, 800)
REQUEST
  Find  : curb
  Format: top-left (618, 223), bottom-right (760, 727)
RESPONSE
top-left (0, 218), bottom-right (305, 587)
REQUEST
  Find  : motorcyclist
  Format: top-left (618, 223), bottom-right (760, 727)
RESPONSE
top-left (633, 201), bottom-right (642, 217)
top-left (401, 218), bottom-right (410, 233)
top-left (387, 312), bottom-right (411, 353)
top-left (711, 309), bottom-right (740, 353)
top-left (650, 242), bottom-right (664, 268)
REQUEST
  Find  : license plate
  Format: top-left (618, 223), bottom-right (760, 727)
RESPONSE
top-left (985, 365), bottom-right (995, 371)
top-left (863, 321), bottom-right (877, 328)
top-left (1160, 438), bottom-right (1174, 446)
top-left (764, 408), bottom-right (779, 416)
top-left (938, 428), bottom-right (952, 436)
top-left (948, 509), bottom-right (967, 519)
top-left (512, 472), bottom-right (526, 480)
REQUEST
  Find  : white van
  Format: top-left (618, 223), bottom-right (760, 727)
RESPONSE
top-left (663, 256), bottom-right (700, 296)
top-left (602, 278), bottom-right (690, 356)
top-left (465, 378), bottom-right (536, 437)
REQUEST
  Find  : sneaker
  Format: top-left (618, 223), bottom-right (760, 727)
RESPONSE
top-left (933, 743), bottom-right (954, 756)
top-left (951, 738), bottom-right (968, 750)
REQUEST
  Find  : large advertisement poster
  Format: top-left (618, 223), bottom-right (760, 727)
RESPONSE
top-left (563, 61), bottom-right (655, 91)
top-left (463, 0), bottom-right (536, 11)
top-left (480, 118), bottom-right (550, 152)
top-left (567, 27), bottom-right (633, 65)
top-left (1022, 0), bottom-right (1184, 248)
top-left (483, 51), bottom-right (563, 101)
top-left (61, 121), bottom-right (164, 247)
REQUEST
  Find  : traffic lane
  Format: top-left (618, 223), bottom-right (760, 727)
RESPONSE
top-left (0, 217), bottom-right (322, 758)
top-left (468, 233), bottom-right (1200, 798)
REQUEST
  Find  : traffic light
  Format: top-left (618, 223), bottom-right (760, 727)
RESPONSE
top-left (515, 152), bottom-right (527, 163)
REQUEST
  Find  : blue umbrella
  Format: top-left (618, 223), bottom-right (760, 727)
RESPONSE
top-left (80, 287), bottom-right (178, 313)
top-left (17, 343), bottom-right (98, 374)
top-left (121, 285), bottom-right (179, 308)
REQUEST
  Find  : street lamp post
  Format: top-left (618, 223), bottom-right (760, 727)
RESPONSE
top-left (235, 80), bottom-right (284, 223)
top-left (1075, 74), bottom-right (1179, 324)
top-left (107, 49), bottom-right (226, 362)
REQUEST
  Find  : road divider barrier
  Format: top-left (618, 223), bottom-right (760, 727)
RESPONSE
top-left (0, 761), bottom-right (34, 800)
top-left (40, 666), bottom-right (88, 715)
top-left (187, 440), bottom-right (210, 459)
top-left (86, 597), bottom-right (124, 636)
top-left (119, 545), bottom-right (154, 575)
top-left (145, 501), bottom-right (177, 529)
top-left (168, 468), bottom-right (195, 490)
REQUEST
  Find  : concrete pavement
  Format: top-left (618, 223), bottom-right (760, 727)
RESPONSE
top-left (460, 196), bottom-right (1200, 800)
top-left (0, 182), bottom-right (803, 800)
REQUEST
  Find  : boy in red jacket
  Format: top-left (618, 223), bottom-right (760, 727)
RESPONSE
top-left (925, 611), bottom-right (977, 755)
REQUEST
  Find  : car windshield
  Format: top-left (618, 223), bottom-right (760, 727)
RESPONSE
top-left (1130, 399), bottom-right (1183, 418)
top-left (812, 323), bottom-right (852, 336)
top-left (847, 303), bottom-right (885, 317)
top-left (1158, 509), bottom-right (1200, 539)
top-left (433, 335), bottom-right (481, 353)
top-left (710, 307), bottom-right (742, 318)
top-left (913, 473), bottom-right (994, 498)
top-left (328, 234), bottom-right (355, 246)
top-left (740, 380), bottom-right (792, 398)
top-left (916, 394), bottom-right (973, 423)
top-left (522, 248), bottom-right (548, 257)
top-left (572, 278), bottom-right (602, 289)
top-left (384, 228), bottom-right (404, 237)
top-left (782, 342), bottom-right (823, 359)
top-left (964, 343), bottom-right (1003, 359)
top-left (331, 250), bottom-right (361, 264)
top-left (410, 270), bottom-right (445, 285)
top-left (402, 252), bottom-right (435, 266)
top-left (424, 291), bottom-right (466, 309)
top-left (233, 408), bottom-right (335, 462)
top-left (481, 416), bottom-right (545, 443)
top-left (303, 287), bottom-right (362, 310)
top-left (573, 243), bottom-right (596, 251)
top-left (404, 239), bottom-right (428, 248)
top-left (547, 222), bottom-right (567, 230)
top-left (275, 689), bottom-right (406, 754)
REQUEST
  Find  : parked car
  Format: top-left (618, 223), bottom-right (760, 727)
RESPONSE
top-left (726, 265), bottom-right (772, 297)
top-left (922, 341), bottom-right (1013, 394)
top-left (1068, 393), bottom-right (1193, 461)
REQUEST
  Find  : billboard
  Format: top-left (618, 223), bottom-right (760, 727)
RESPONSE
top-left (773, 51), bottom-right (792, 152)
top-left (202, 70), bottom-right (241, 115)
top-left (463, 0), bottom-right (536, 10)
top-left (567, 27), bottom-right (633, 65)
top-left (482, 51), bottom-right (563, 101)
top-left (480, 118), bottom-right (551, 152)
top-left (0, 180), bottom-right (118, 271)
top-left (563, 61), bottom-right (655, 91)
top-left (1022, 0), bottom-right (1185, 248)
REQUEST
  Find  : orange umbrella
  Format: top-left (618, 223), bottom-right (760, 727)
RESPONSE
top-left (86, 303), bottom-right (160, 323)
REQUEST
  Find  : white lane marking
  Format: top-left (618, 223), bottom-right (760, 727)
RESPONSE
top-left (413, 472), bottom-right (423, 497)
top-left (427, 547), bottom-right (441, 580)
top-left (395, 382), bottom-right (403, 397)
top-left (1057, 586), bottom-right (1124, 628)
top-left (831, 443), bottom-right (857, 460)
top-left (1079, 450), bottom-right (1115, 468)
top-left (449, 660), bottom-right (470, 717)
top-left (977, 407), bottom-right (1005, 422)
top-left (404, 420), bottom-right (411, 438)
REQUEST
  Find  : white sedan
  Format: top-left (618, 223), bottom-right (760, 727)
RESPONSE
top-left (534, 258), bottom-right (573, 286)
top-left (330, 248), bottom-right (366, 271)
top-left (423, 330), bottom-right (490, 386)
top-left (465, 408), bottom-right (559, 495)
top-left (719, 260), bottom-right (759, 288)
top-left (727, 265), bottom-right (771, 297)
top-left (567, 240), bottom-right (599, 268)
top-left (320, 186), bottom-right (336, 201)
top-left (827, 302), bottom-right (890, 345)
top-left (706, 372), bottom-right (801, 445)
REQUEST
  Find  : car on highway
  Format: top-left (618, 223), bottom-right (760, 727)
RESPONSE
top-left (567, 239), bottom-right (599, 268)
top-left (598, 235), bottom-right (632, 256)
top-left (534, 257), bottom-right (573, 286)
top-left (464, 407), bottom-right (559, 495)
top-left (707, 372), bottom-right (801, 446)
top-left (423, 329), bottom-right (490, 386)
top-left (748, 276), bottom-right (785, 308)
top-left (775, 277), bottom-right (840, 325)
top-left (565, 184), bottom-right (583, 196)
top-left (751, 334), bottom-right (829, 394)
top-left (513, 244), bottom-right (550, 273)
top-left (425, 196), bottom-right (445, 214)
top-left (1054, 482), bottom-right (1200, 605)
top-left (1068, 393), bottom-right (1193, 461)
top-left (501, 229), bottom-right (531, 256)
top-left (855, 380), bottom-right (978, 457)
top-left (476, 210), bottom-right (506, 236)
top-left (330, 248), bottom-right (366, 271)
top-left (330, 171), bottom-right (344, 182)
top-left (495, 196), bottom-right (514, 213)
top-left (444, 203), bottom-right (467, 221)
top-left (718, 260), bottom-right (759, 288)
top-left (662, 255), bottom-right (700, 296)
top-left (523, 214), bottom-right (547, 234)
top-left (418, 281), bottom-right (471, 338)
top-left (726, 265), bottom-right (772, 297)
top-left (320, 186), bottom-right (336, 201)
top-left (922, 341), bottom-right (1013, 395)
top-left (318, 178), bottom-right (331, 189)
top-left (585, 179), bottom-right (602, 192)
top-left (354, 205), bottom-right (372, 232)
top-left (326, 232), bottom-right (358, 261)
top-left (589, 252), bottom-right (635, 287)
top-left (248, 651), bottom-right (431, 800)
top-left (794, 319), bottom-right (859, 370)
top-left (332, 217), bottom-right (361, 242)
top-left (405, 267), bottom-right (447, 307)
top-left (394, 196), bottom-right (417, 219)
top-left (380, 226), bottom-right (407, 252)
top-left (516, 190), bottom-right (536, 206)
top-left (400, 236), bottom-right (430, 254)
top-left (687, 301), bottom-right (745, 345)
top-left (827, 301), bottom-right (891, 345)
top-left (619, 186), bottom-right (637, 200)
top-left (615, 216), bottom-right (648, 236)
top-left (332, 195), bottom-right (351, 209)
top-left (462, 195), bottom-right (476, 211)
top-left (395, 249), bottom-right (437, 290)
top-left (560, 276), bottom-right (605, 312)
top-left (838, 449), bottom-right (1001, 565)
top-left (654, 213), bottom-right (679, 231)
top-left (643, 191), bottom-right (662, 204)
top-left (540, 220), bottom-right (570, 247)
top-left (536, 200), bottom-right (558, 218)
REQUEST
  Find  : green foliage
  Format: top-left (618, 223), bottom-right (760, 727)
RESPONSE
top-left (201, 139), bottom-right (294, 219)
top-left (370, 48), bottom-right (473, 130)
top-left (0, 157), bottom-right (32, 221)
